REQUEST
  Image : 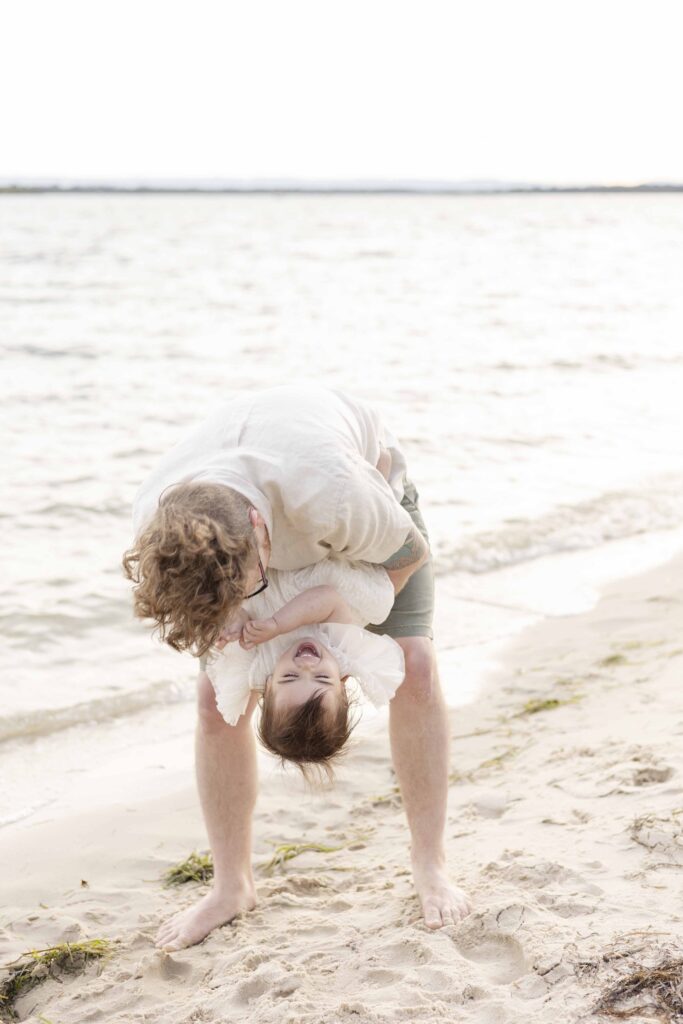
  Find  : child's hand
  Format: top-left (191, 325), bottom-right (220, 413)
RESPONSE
top-left (215, 608), bottom-right (251, 650)
top-left (239, 617), bottom-right (280, 650)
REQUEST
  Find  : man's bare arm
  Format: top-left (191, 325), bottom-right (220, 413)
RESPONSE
top-left (382, 526), bottom-right (430, 595)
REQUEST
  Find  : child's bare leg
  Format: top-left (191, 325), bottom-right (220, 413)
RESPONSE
top-left (155, 673), bottom-right (259, 950)
top-left (389, 637), bottom-right (472, 928)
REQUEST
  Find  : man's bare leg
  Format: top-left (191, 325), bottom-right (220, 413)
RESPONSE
top-left (155, 673), bottom-right (259, 950)
top-left (389, 637), bottom-right (472, 928)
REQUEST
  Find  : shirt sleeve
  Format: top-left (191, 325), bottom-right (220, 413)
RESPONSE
top-left (322, 459), bottom-right (416, 565)
top-left (320, 623), bottom-right (406, 706)
top-left (205, 644), bottom-right (255, 726)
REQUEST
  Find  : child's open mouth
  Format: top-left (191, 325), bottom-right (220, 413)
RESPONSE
top-left (294, 641), bottom-right (320, 659)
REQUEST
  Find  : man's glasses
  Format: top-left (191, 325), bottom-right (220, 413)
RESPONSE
top-left (244, 539), bottom-right (269, 600)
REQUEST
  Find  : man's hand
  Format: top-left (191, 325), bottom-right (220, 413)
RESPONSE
top-left (240, 616), bottom-right (280, 650)
top-left (215, 608), bottom-right (251, 650)
top-left (382, 526), bottom-right (430, 595)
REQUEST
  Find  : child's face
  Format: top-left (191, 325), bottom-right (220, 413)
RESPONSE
top-left (266, 637), bottom-right (346, 711)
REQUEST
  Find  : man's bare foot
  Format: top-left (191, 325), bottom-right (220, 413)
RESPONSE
top-left (412, 857), bottom-right (472, 929)
top-left (155, 879), bottom-right (257, 951)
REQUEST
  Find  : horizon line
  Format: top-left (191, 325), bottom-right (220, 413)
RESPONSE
top-left (1, 175), bottom-right (683, 195)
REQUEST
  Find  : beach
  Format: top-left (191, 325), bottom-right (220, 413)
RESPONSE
top-left (3, 546), bottom-right (683, 1023)
top-left (3, 191), bottom-right (683, 1021)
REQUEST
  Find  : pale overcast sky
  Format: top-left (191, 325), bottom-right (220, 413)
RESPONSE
top-left (1, 0), bottom-right (681, 184)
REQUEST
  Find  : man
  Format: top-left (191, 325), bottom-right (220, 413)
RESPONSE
top-left (124, 385), bottom-right (471, 950)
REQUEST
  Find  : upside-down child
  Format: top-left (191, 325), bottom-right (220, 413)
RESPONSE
top-left (205, 556), bottom-right (405, 783)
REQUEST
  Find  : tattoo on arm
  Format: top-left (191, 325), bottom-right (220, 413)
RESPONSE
top-left (382, 528), bottom-right (426, 571)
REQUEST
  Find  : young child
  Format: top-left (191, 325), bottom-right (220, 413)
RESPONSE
top-left (204, 557), bottom-right (405, 784)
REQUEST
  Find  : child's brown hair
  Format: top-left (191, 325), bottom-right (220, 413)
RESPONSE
top-left (256, 681), bottom-right (361, 787)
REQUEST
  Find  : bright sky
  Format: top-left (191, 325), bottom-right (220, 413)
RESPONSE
top-left (2, 0), bottom-right (681, 184)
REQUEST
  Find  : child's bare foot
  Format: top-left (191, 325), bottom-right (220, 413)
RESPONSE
top-left (155, 879), bottom-right (257, 951)
top-left (412, 856), bottom-right (472, 928)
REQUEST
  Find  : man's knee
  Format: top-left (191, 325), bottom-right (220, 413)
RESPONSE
top-left (395, 637), bottom-right (438, 703)
top-left (196, 671), bottom-right (230, 734)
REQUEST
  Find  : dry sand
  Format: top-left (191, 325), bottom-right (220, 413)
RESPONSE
top-left (3, 552), bottom-right (683, 1023)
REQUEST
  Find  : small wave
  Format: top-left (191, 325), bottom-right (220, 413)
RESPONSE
top-left (0, 679), bottom-right (191, 745)
top-left (0, 798), bottom-right (54, 829)
top-left (490, 353), bottom-right (683, 373)
top-left (113, 447), bottom-right (160, 460)
top-left (353, 249), bottom-right (395, 258)
top-left (434, 477), bottom-right (683, 575)
top-left (2, 343), bottom-right (98, 359)
top-left (22, 499), bottom-right (130, 519)
top-left (1, 600), bottom-right (137, 644)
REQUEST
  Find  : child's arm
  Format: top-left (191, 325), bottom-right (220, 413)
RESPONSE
top-left (240, 585), bottom-right (356, 649)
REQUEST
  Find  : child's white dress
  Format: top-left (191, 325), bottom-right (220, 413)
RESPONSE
top-left (205, 558), bottom-right (405, 726)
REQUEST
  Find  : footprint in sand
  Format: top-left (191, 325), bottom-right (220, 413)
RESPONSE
top-left (452, 933), bottom-right (527, 985)
top-left (471, 791), bottom-right (510, 819)
top-left (261, 874), bottom-right (330, 897)
top-left (365, 967), bottom-right (403, 987)
top-left (548, 742), bottom-right (674, 798)
top-left (485, 857), bottom-right (604, 900)
top-left (632, 765), bottom-right (674, 786)
top-left (152, 954), bottom-right (195, 981)
top-left (630, 809), bottom-right (683, 864)
top-left (536, 893), bottom-right (597, 918)
top-left (326, 896), bottom-right (354, 912)
top-left (231, 961), bottom-right (297, 1005)
top-left (291, 921), bottom-right (339, 939)
top-left (381, 936), bottom-right (435, 967)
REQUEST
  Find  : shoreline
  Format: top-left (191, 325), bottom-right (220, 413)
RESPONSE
top-left (3, 185), bottom-right (683, 195)
top-left (2, 542), bottom-right (683, 1020)
top-left (4, 527), bottom-right (682, 833)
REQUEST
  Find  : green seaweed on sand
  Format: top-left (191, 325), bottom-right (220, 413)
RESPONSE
top-left (599, 653), bottom-right (629, 668)
top-left (0, 940), bottom-right (112, 1022)
top-left (162, 851), bottom-right (214, 886)
top-left (476, 746), bottom-right (520, 772)
top-left (448, 746), bottom-right (519, 785)
top-left (366, 785), bottom-right (402, 807)
top-left (514, 695), bottom-right (582, 716)
top-left (593, 956), bottom-right (683, 1021)
top-left (261, 841), bottom-right (346, 874)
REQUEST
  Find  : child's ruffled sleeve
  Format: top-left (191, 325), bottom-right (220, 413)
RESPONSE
top-left (320, 623), bottom-right (405, 707)
top-left (205, 643), bottom-right (255, 726)
top-left (291, 559), bottom-right (395, 626)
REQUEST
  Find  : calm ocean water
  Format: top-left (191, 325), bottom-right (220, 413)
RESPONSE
top-left (2, 193), bottom-right (683, 812)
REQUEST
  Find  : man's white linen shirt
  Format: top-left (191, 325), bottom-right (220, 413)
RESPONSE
top-left (131, 385), bottom-right (415, 571)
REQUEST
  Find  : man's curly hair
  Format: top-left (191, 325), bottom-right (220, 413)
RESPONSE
top-left (121, 482), bottom-right (256, 658)
top-left (256, 679), bottom-right (360, 788)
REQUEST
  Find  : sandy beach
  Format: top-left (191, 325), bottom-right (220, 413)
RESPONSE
top-left (2, 547), bottom-right (683, 1023)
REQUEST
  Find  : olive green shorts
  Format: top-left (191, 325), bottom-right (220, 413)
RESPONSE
top-left (364, 476), bottom-right (434, 641)
top-left (198, 476), bottom-right (434, 672)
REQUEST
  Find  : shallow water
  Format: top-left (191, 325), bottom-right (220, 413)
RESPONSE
top-left (2, 192), bottom-right (683, 766)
